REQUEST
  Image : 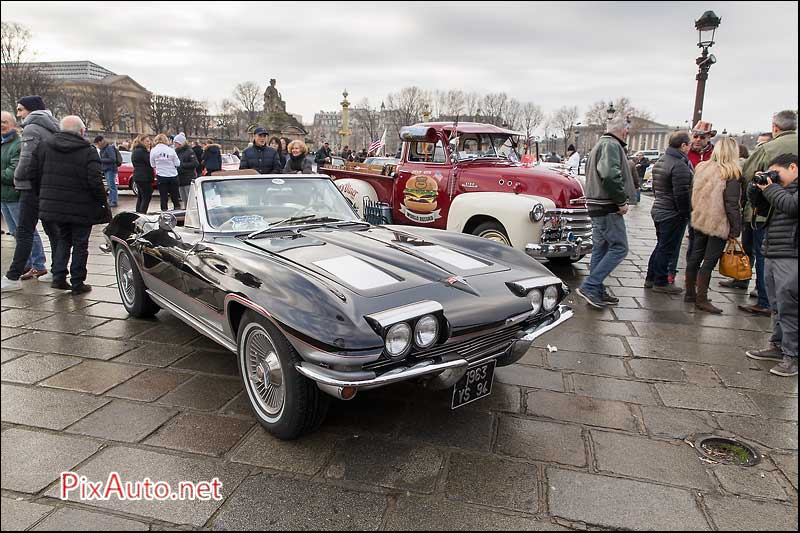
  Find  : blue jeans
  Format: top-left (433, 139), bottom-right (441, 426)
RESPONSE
top-left (1, 201), bottom-right (45, 270)
top-left (3, 194), bottom-right (47, 277)
top-left (667, 218), bottom-right (688, 277)
top-left (753, 226), bottom-right (769, 309)
top-left (580, 213), bottom-right (629, 299)
top-left (647, 216), bottom-right (687, 286)
top-left (104, 169), bottom-right (118, 206)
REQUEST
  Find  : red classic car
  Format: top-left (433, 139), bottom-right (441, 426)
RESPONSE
top-left (320, 122), bottom-right (592, 264)
top-left (116, 150), bottom-right (156, 196)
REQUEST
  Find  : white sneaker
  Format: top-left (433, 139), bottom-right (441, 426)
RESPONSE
top-left (37, 272), bottom-right (53, 282)
top-left (1, 275), bottom-right (22, 292)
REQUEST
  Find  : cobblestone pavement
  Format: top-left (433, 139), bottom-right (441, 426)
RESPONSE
top-left (1, 193), bottom-right (797, 531)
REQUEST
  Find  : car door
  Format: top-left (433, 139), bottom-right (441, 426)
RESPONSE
top-left (136, 213), bottom-right (202, 304)
top-left (393, 136), bottom-right (451, 229)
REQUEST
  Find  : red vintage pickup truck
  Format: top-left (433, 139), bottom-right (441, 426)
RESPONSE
top-left (320, 122), bottom-right (592, 263)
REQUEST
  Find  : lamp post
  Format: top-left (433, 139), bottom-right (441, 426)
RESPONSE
top-left (606, 102), bottom-right (616, 130)
top-left (692, 10), bottom-right (722, 126)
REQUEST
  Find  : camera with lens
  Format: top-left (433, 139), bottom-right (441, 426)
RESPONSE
top-left (752, 169), bottom-right (779, 186)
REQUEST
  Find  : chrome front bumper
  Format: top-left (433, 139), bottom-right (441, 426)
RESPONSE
top-left (295, 305), bottom-right (573, 392)
top-left (526, 239), bottom-right (593, 259)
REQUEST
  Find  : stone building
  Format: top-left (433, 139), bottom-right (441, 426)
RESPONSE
top-left (15, 61), bottom-right (152, 134)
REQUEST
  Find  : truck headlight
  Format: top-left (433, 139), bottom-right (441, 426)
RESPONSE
top-left (543, 285), bottom-right (559, 311)
top-left (530, 203), bottom-right (545, 222)
top-left (385, 323), bottom-right (412, 359)
top-left (529, 288), bottom-right (542, 314)
top-left (414, 315), bottom-right (438, 348)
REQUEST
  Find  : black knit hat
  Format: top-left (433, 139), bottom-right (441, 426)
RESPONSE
top-left (17, 95), bottom-right (46, 112)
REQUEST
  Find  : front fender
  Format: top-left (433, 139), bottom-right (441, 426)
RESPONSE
top-left (446, 192), bottom-right (556, 249)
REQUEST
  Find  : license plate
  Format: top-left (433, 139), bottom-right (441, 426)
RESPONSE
top-left (451, 360), bottom-right (496, 409)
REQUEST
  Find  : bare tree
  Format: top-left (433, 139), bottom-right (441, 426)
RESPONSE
top-left (232, 81), bottom-right (262, 125)
top-left (482, 92), bottom-right (509, 126)
top-left (584, 97), bottom-right (652, 128)
top-left (87, 83), bottom-right (126, 131)
top-left (503, 98), bottom-right (523, 130)
top-left (147, 94), bottom-right (175, 134)
top-left (352, 97), bottom-right (381, 148)
top-left (53, 87), bottom-right (95, 126)
top-left (0, 21), bottom-right (60, 112)
top-left (385, 86), bottom-right (427, 134)
top-left (520, 102), bottom-right (544, 154)
top-left (443, 90), bottom-right (466, 117)
top-left (551, 105), bottom-right (580, 153)
top-left (464, 92), bottom-right (481, 119)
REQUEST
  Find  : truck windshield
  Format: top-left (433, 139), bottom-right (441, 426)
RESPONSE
top-left (449, 133), bottom-right (520, 163)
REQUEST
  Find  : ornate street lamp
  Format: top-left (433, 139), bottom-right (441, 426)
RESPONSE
top-left (692, 10), bottom-right (722, 126)
top-left (605, 102), bottom-right (616, 130)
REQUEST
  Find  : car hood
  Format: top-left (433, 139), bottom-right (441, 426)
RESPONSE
top-left (243, 225), bottom-right (510, 296)
top-left (458, 160), bottom-right (584, 206)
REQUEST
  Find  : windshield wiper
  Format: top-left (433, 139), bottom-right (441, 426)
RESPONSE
top-left (246, 215), bottom-right (351, 239)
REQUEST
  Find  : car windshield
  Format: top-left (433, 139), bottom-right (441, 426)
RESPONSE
top-left (222, 154), bottom-right (240, 164)
top-left (201, 177), bottom-right (359, 232)
top-left (448, 133), bottom-right (520, 163)
top-left (120, 151), bottom-right (132, 164)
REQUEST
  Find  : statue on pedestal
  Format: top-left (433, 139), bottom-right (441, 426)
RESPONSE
top-left (264, 78), bottom-right (286, 114)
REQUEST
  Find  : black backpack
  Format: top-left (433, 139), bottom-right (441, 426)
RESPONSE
top-left (114, 146), bottom-right (123, 167)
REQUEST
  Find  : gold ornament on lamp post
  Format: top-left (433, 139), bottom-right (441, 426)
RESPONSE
top-left (338, 89), bottom-right (352, 150)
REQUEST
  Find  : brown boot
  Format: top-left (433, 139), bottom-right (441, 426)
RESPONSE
top-left (695, 273), bottom-right (723, 314)
top-left (684, 272), bottom-right (697, 302)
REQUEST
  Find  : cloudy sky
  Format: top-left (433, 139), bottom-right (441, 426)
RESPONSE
top-left (2, 1), bottom-right (797, 133)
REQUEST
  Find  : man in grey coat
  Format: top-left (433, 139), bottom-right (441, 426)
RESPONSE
top-left (1, 95), bottom-right (59, 292)
top-left (745, 154), bottom-right (798, 377)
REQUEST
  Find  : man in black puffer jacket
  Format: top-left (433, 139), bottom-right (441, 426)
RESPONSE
top-left (34, 116), bottom-right (107, 294)
top-left (239, 127), bottom-right (282, 174)
top-left (745, 154), bottom-right (798, 377)
top-left (645, 132), bottom-right (693, 293)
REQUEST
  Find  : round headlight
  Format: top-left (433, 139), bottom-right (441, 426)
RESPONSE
top-left (414, 314), bottom-right (439, 348)
top-left (543, 285), bottom-right (559, 311)
top-left (530, 203), bottom-right (545, 222)
top-left (529, 288), bottom-right (542, 314)
top-left (385, 323), bottom-right (412, 358)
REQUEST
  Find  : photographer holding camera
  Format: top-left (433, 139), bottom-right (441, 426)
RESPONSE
top-left (745, 154), bottom-right (798, 376)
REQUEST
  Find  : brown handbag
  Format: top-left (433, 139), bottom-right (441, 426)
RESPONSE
top-left (719, 238), bottom-right (751, 280)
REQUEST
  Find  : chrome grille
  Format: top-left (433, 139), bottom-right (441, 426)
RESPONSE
top-left (364, 323), bottom-right (525, 372)
top-left (540, 208), bottom-right (592, 244)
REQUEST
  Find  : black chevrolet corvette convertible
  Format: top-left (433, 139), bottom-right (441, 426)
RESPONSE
top-left (103, 174), bottom-right (572, 439)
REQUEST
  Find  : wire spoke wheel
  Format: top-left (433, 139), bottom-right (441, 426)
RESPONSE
top-left (117, 251), bottom-right (136, 306)
top-left (245, 326), bottom-right (285, 417)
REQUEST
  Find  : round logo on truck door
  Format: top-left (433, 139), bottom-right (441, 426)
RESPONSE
top-left (400, 174), bottom-right (441, 223)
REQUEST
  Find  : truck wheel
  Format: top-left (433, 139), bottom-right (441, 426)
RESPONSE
top-left (115, 246), bottom-right (160, 318)
top-left (472, 221), bottom-right (511, 246)
top-left (237, 310), bottom-right (330, 440)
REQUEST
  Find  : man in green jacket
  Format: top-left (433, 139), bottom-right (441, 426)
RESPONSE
top-left (1, 110), bottom-right (47, 288)
top-left (577, 116), bottom-right (637, 308)
top-left (737, 110), bottom-right (798, 315)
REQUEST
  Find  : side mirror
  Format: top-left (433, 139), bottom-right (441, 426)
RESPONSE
top-left (159, 212), bottom-right (178, 232)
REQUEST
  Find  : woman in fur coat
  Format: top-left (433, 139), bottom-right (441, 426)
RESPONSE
top-left (686, 137), bottom-right (744, 313)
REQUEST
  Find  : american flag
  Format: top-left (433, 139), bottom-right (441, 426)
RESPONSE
top-left (367, 129), bottom-right (387, 155)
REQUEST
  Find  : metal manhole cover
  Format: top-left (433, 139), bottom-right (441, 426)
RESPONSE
top-left (692, 434), bottom-right (761, 466)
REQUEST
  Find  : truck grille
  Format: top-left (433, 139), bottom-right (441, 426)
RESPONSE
top-left (364, 323), bottom-right (526, 372)
top-left (540, 208), bottom-right (592, 244)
